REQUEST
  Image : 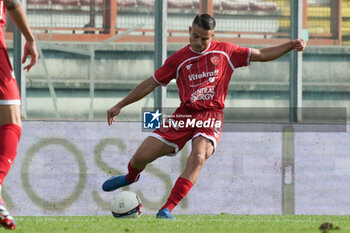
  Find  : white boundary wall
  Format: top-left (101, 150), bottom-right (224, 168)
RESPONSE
top-left (4, 121), bottom-right (350, 216)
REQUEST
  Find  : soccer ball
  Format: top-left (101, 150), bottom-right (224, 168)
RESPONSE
top-left (111, 191), bottom-right (142, 218)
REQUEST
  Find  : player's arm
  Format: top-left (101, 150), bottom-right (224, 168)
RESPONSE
top-left (4, 0), bottom-right (38, 71)
top-left (107, 77), bottom-right (160, 126)
top-left (250, 39), bottom-right (306, 62)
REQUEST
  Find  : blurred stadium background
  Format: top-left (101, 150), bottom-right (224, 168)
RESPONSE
top-left (2, 0), bottom-right (350, 217)
top-left (3, 0), bottom-right (350, 121)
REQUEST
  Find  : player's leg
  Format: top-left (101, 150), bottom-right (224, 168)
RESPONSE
top-left (0, 47), bottom-right (22, 230)
top-left (178, 135), bottom-right (214, 184)
top-left (103, 107), bottom-right (192, 192)
top-left (0, 105), bottom-right (22, 230)
top-left (0, 105), bottom-right (22, 127)
top-left (157, 135), bottom-right (214, 219)
top-left (102, 136), bottom-right (175, 191)
top-left (0, 105), bottom-right (21, 183)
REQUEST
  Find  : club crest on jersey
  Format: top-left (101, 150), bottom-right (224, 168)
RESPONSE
top-left (210, 56), bottom-right (220, 66)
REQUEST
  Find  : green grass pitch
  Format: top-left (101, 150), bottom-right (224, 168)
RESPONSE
top-left (8, 215), bottom-right (349, 233)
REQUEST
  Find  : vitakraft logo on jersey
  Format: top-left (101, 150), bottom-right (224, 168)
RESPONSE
top-left (188, 69), bottom-right (219, 82)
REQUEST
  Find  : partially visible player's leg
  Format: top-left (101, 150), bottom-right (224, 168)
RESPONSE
top-left (0, 108), bottom-right (21, 183)
top-left (0, 105), bottom-right (22, 128)
top-left (157, 136), bottom-right (214, 219)
top-left (0, 105), bottom-right (22, 183)
top-left (102, 136), bottom-right (175, 192)
top-left (0, 105), bottom-right (22, 230)
top-left (0, 46), bottom-right (23, 230)
top-left (0, 195), bottom-right (16, 230)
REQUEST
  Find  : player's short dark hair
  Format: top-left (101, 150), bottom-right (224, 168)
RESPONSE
top-left (192, 14), bottom-right (216, 30)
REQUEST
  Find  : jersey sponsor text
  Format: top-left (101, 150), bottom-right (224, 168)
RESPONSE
top-left (188, 69), bottom-right (219, 82)
top-left (191, 86), bottom-right (215, 103)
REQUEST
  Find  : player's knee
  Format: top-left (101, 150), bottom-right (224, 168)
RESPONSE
top-left (0, 105), bottom-right (22, 127)
top-left (189, 152), bottom-right (207, 168)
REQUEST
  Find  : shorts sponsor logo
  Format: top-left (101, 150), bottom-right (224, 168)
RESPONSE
top-left (11, 71), bottom-right (16, 79)
top-left (190, 86), bottom-right (215, 103)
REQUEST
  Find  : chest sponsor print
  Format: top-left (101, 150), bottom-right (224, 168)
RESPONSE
top-left (190, 86), bottom-right (215, 103)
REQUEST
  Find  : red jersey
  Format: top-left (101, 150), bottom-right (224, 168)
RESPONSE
top-left (0, 1), bottom-right (20, 103)
top-left (0, 0), bottom-right (6, 48)
top-left (152, 41), bottom-right (251, 110)
top-left (0, 0), bottom-right (5, 27)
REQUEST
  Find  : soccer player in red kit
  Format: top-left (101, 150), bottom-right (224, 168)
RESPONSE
top-left (0, 0), bottom-right (38, 229)
top-left (102, 14), bottom-right (306, 219)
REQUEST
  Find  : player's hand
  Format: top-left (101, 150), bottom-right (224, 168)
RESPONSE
top-left (292, 39), bottom-right (306, 52)
top-left (22, 41), bottom-right (39, 72)
top-left (107, 104), bottom-right (121, 126)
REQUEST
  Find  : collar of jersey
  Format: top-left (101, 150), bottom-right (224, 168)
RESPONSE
top-left (189, 42), bottom-right (212, 55)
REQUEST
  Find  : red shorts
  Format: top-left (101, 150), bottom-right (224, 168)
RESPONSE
top-left (151, 106), bottom-right (223, 156)
top-left (0, 47), bottom-right (20, 105)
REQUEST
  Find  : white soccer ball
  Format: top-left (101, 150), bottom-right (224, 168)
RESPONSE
top-left (111, 191), bottom-right (142, 218)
